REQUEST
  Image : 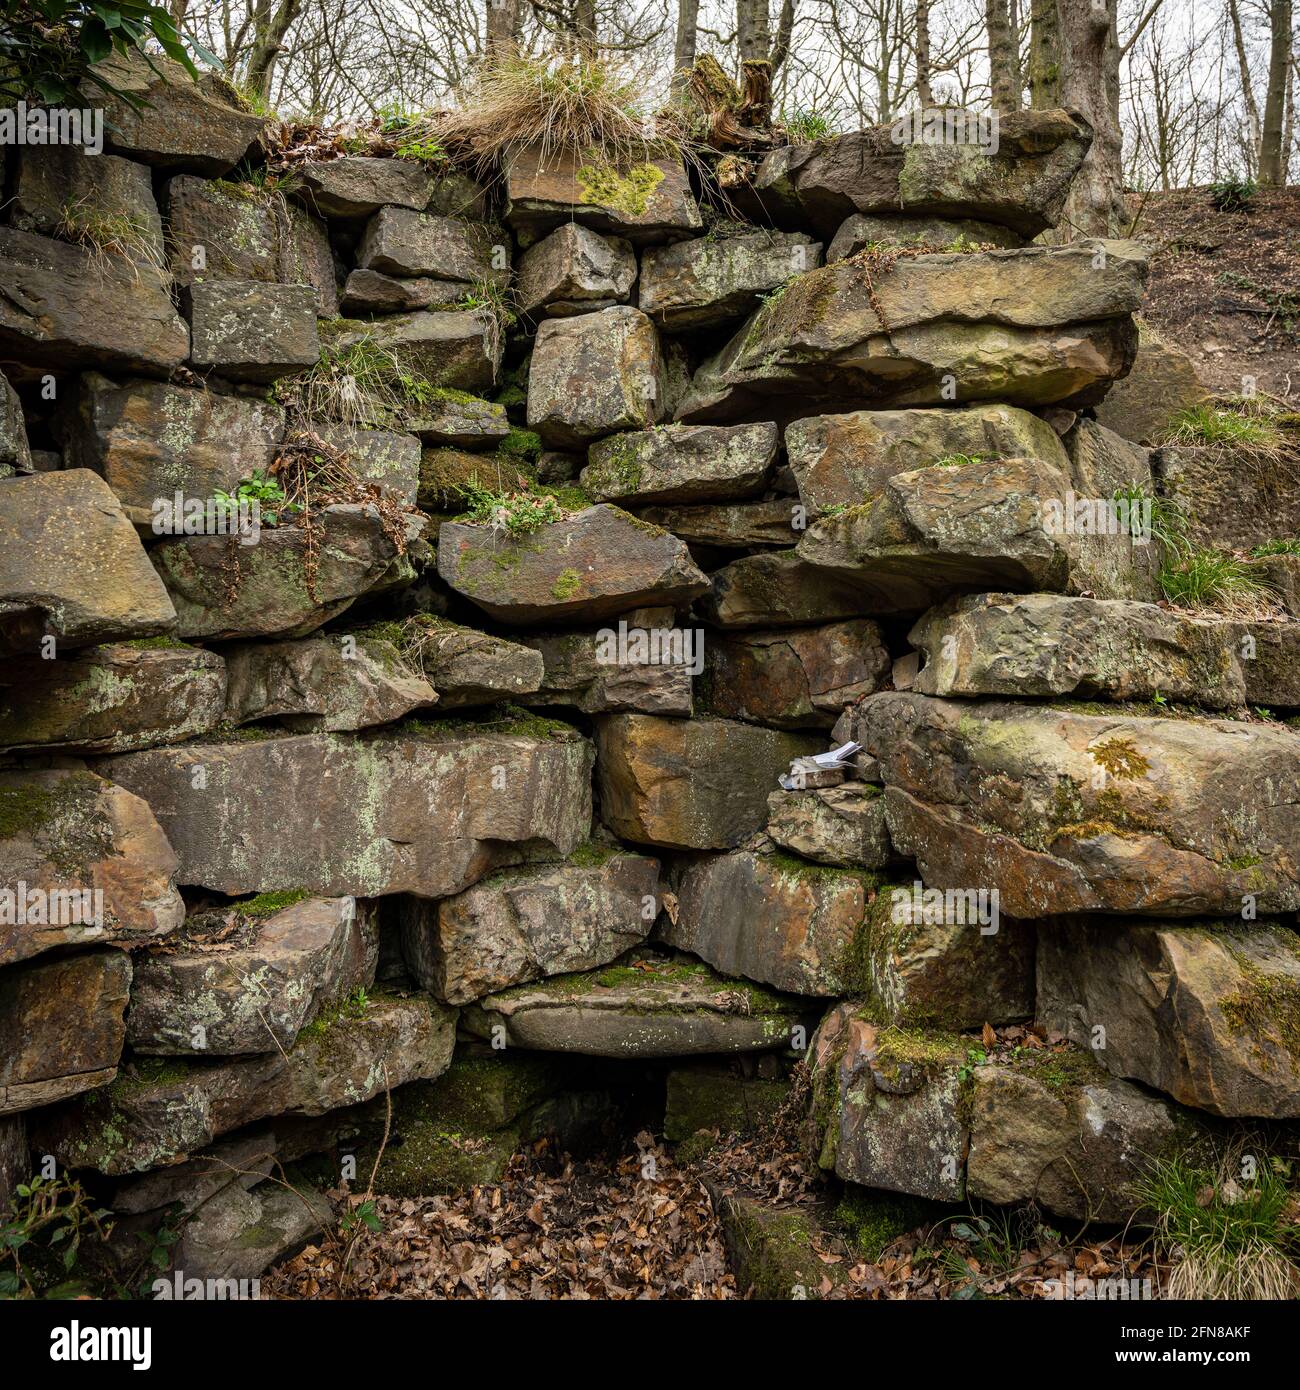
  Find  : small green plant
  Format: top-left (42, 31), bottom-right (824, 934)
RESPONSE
top-left (340, 1199), bottom-right (382, 1236)
top-left (458, 480), bottom-right (563, 537)
top-left (286, 333), bottom-right (443, 428)
top-left (394, 133), bottom-right (448, 164)
top-left (212, 470), bottom-right (290, 525)
top-left (932, 453), bottom-right (982, 469)
top-left (0, 1173), bottom-right (114, 1299)
top-left (1209, 176), bottom-right (1257, 213)
top-left (1139, 1149), bottom-right (1299, 1299)
top-left (1111, 481), bottom-right (1188, 550)
top-left (1252, 538), bottom-right (1300, 557)
top-left (1159, 547), bottom-right (1268, 612)
top-left (781, 108), bottom-right (832, 143)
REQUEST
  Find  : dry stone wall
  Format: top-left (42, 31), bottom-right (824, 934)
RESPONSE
top-left (1, 64), bottom-right (1298, 1289)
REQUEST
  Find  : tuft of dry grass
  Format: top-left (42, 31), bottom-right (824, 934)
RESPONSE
top-left (55, 194), bottom-right (168, 282)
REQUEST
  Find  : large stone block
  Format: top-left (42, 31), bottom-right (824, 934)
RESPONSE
top-left (639, 230), bottom-right (822, 330)
top-left (1154, 443), bottom-right (1300, 552)
top-left (0, 950), bottom-right (131, 1114)
top-left (11, 147), bottom-right (164, 260)
top-left (701, 620), bottom-right (890, 728)
top-left (128, 896), bottom-right (377, 1055)
top-left (784, 404), bottom-right (1069, 515)
top-left (333, 310), bottom-right (502, 393)
top-left (582, 422), bottom-right (778, 504)
top-left (766, 785), bottom-right (892, 868)
top-left (1095, 319), bottom-right (1205, 446)
top-left (292, 157), bottom-right (432, 219)
top-left (0, 369), bottom-right (30, 477)
top-left (0, 470), bottom-right (177, 655)
top-left (0, 768), bottom-right (184, 967)
top-left (186, 278), bottom-right (320, 383)
top-left (400, 852), bottom-right (660, 1003)
top-left (438, 504), bottom-right (708, 624)
top-left (528, 306), bottom-right (666, 447)
top-left (518, 626), bottom-right (694, 716)
top-left (636, 499), bottom-right (799, 549)
top-left (594, 713), bottom-right (821, 849)
top-left (516, 224), bottom-right (637, 317)
top-left (0, 642), bottom-right (227, 753)
top-left (699, 550), bottom-right (882, 628)
top-left (377, 618), bottom-right (542, 707)
top-left (849, 692), bottom-right (1300, 917)
top-left (1039, 919), bottom-right (1300, 1118)
top-left (101, 722), bottom-right (593, 898)
top-left (826, 212), bottom-right (1023, 259)
top-left (0, 228), bottom-right (188, 377)
top-left (357, 207), bottom-right (507, 284)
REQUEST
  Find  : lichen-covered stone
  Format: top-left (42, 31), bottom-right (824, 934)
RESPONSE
top-left (33, 989), bottom-right (457, 1174)
top-left (1038, 919), bottom-right (1300, 1118)
top-left (636, 499), bottom-right (800, 549)
top-left (516, 224), bottom-right (636, 317)
top-left (698, 550), bottom-right (874, 628)
top-left (186, 278), bottom-right (320, 383)
top-left (0, 369), bottom-right (29, 477)
top-left (461, 953), bottom-right (810, 1057)
top-left (639, 231), bottom-right (822, 330)
top-left (0, 470), bottom-right (177, 655)
top-left (504, 146), bottom-right (701, 246)
top-left (388, 619), bottom-right (543, 707)
top-left (333, 309), bottom-right (502, 393)
top-left (357, 207), bottom-right (508, 285)
top-left (826, 212), bottom-right (1022, 260)
top-left (292, 156), bottom-right (432, 219)
top-left (12, 147), bottom-right (164, 260)
top-left (701, 620), bottom-right (890, 729)
top-left (339, 268), bottom-right (465, 315)
top-left (439, 504), bottom-right (708, 624)
top-left (128, 896), bottom-right (377, 1055)
top-left (406, 392), bottom-right (511, 449)
top-left (909, 593), bottom-right (1248, 707)
top-left (400, 853), bottom-right (660, 1003)
top-left (223, 632), bottom-right (436, 731)
top-left (101, 722), bottom-right (593, 898)
top-left (784, 404), bottom-right (1069, 515)
top-left (0, 227), bottom-right (188, 377)
top-left (57, 374), bottom-right (285, 526)
top-left (582, 422), bottom-right (778, 504)
top-left (305, 423), bottom-right (421, 504)
top-left (528, 306), bottom-right (666, 447)
top-left (665, 849), bottom-right (869, 996)
top-left (0, 642), bottom-right (227, 753)
top-left (1153, 443), bottom-right (1300, 552)
top-left (517, 626), bottom-right (694, 716)
top-left (594, 713), bottom-right (821, 849)
top-left (0, 950), bottom-right (131, 1114)
top-left (850, 692), bottom-right (1300, 917)
top-left (766, 784), bottom-right (891, 868)
top-left (172, 1178), bottom-right (332, 1282)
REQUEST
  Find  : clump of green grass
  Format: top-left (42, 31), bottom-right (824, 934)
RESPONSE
top-left (780, 108), bottom-right (832, 143)
top-left (1159, 548), bottom-right (1270, 613)
top-left (1111, 481), bottom-right (1188, 550)
top-left (283, 332), bottom-right (442, 428)
top-left (1252, 538), bottom-right (1300, 557)
top-left (1139, 1149), bottom-right (1299, 1300)
top-left (1209, 176), bottom-right (1257, 214)
top-left (932, 453), bottom-right (982, 469)
top-left (1163, 402), bottom-right (1285, 456)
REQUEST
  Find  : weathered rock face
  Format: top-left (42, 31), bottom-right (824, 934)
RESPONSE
top-left (504, 146), bottom-right (701, 245)
top-left (517, 626), bottom-right (694, 716)
top-left (128, 896), bottom-right (377, 1055)
top-left (665, 850), bottom-right (869, 996)
top-left (909, 593), bottom-right (1247, 707)
top-left (595, 714), bottom-right (821, 849)
top-left (0, 1115), bottom-right (26, 1206)
top-left (438, 505), bottom-right (708, 624)
top-left (12, 147), bottom-right (165, 260)
top-left (150, 505), bottom-right (413, 642)
top-left (340, 269), bottom-right (465, 315)
top-left (0, 642), bottom-right (227, 753)
top-left (293, 157), bottom-right (432, 218)
top-left (0, 228), bottom-right (189, 377)
top-left (406, 392), bottom-right (510, 450)
top-left (516, 224), bottom-right (637, 317)
top-left (528, 306), bottom-right (666, 447)
top-left (334, 309), bottom-right (502, 393)
top-left (358, 208), bottom-right (507, 284)
top-left (101, 723), bottom-right (593, 898)
top-left (461, 954), bottom-right (810, 1057)
top-left (663, 1061), bottom-right (789, 1142)
top-left (57, 374), bottom-right (285, 526)
top-left (784, 404), bottom-right (1069, 515)
top-left (637, 499), bottom-right (799, 549)
top-left (386, 619), bottom-right (543, 706)
top-left (739, 108), bottom-right (1092, 238)
top-left (679, 241), bottom-right (1145, 421)
top-left (1095, 320), bottom-right (1205, 446)
top-left (0, 769), bottom-right (184, 967)
top-left (766, 785), bottom-right (891, 868)
top-left (1234, 620), bottom-right (1300, 709)
top-left (795, 456), bottom-right (1158, 612)
top-left (701, 620), bottom-right (891, 728)
top-left (0, 370), bottom-right (30, 476)
top-left (639, 231), bottom-right (822, 330)
top-left (164, 175), bottom-right (337, 314)
top-left (400, 852), bottom-right (660, 1003)
top-left (1154, 444), bottom-right (1300, 552)
top-left (582, 422), bottom-right (778, 504)
top-left (223, 632), bottom-right (436, 731)
top-left (849, 692), bottom-right (1300, 917)
top-left (826, 212), bottom-right (1023, 260)
top-left (1038, 920), bottom-right (1300, 1118)
top-left (172, 1178), bottom-right (332, 1283)
top-left (0, 950), bottom-right (131, 1114)
top-left (307, 423), bottom-right (422, 504)
top-left (186, 278), bottom-right (320, 383)
top-left (0, 470), bottom-right (177, 655)
top-left (91, 54), bottom-right (266, 174)
top-left (34, 990), bottom-right (457, 1174)
top-left (699, 551), bottom-right (874, 628)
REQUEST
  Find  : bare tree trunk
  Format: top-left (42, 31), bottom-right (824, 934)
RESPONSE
top-left (1228, 0), bottom-right (1262, 169)
top-left (486, 0), bottom-right (523, 60)
top-left (246, 0), bottom-right (302, 100)
top-left (916, 0), bottom-right (933, 105)
top-left (1028, 0), bottom-right (1060, 108)
top-left (737, 0), bottom-right (772, 65)
top-left (1051, 0), bottom-right (1125, 235)
top-left (987, 0), bottom-right (1019, 109)
top-left (771, 0), bottom-right (796, 77)
top-left (672, 0), bottom-right (700, 93)
top-left (1260, 0), bottom-right (1293, 183)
